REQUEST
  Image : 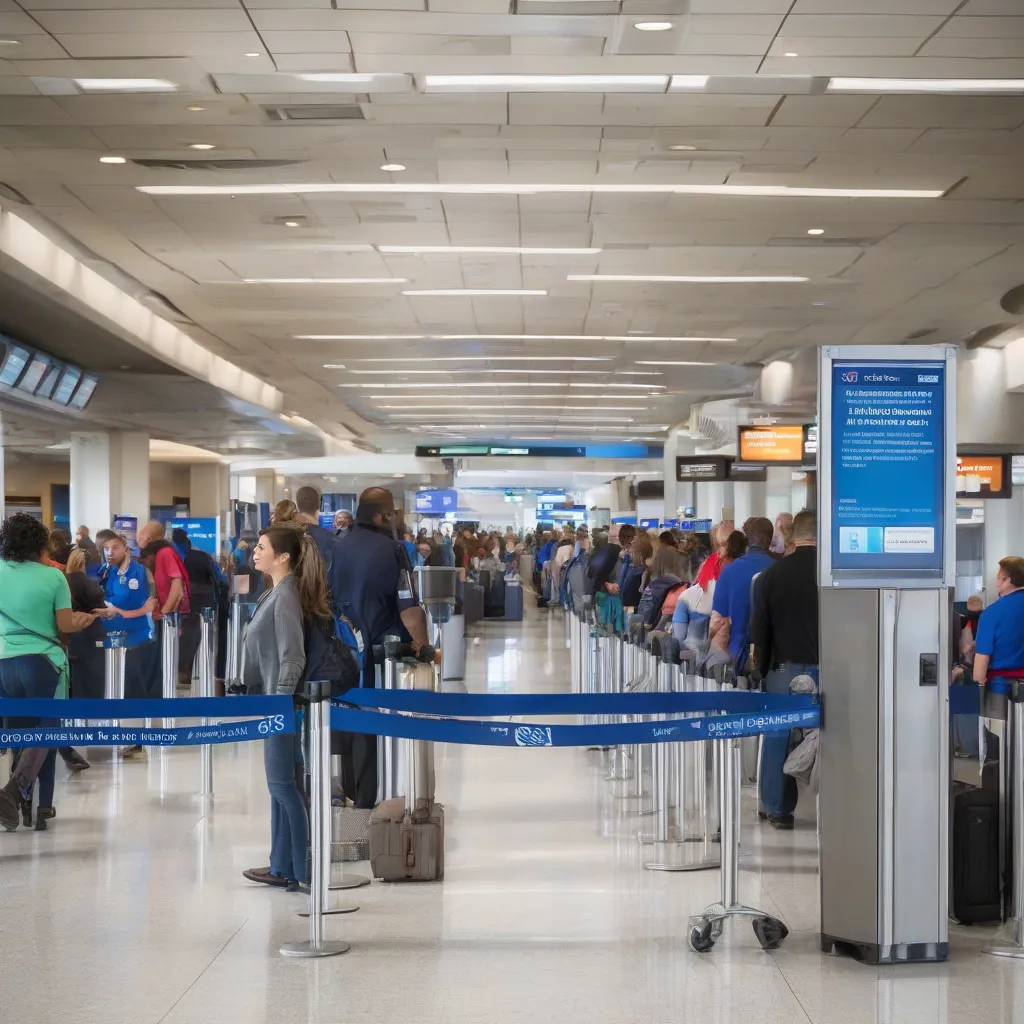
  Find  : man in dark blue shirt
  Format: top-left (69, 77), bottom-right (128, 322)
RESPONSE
top-left (974, 556), bottom-right (1024, 693)
top-left (711, 516), bottom-right (776, 674)
top-left (333, 487), bottom-right (430, 807)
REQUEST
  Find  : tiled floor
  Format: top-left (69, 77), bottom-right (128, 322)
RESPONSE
top-left (2, 607), bottom-right (1022, 1024)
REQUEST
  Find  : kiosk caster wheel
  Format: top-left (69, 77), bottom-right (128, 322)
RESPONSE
top-left (689, 919), bottom-right (716, 953)
top-left (752, 916), bottom-right (788, 951)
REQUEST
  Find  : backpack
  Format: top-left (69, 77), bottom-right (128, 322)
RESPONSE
top-left (302, 615), bottom-right (361, 696)
top-left (636, 574), bottom-right (684, 628)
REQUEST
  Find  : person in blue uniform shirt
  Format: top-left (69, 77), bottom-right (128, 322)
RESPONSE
top-left (99, 534), bottom-right (158, 759)
top-left (334, 487), bottom-right (430, 807)
top-left (974, 556), bottom-right (1024, 694)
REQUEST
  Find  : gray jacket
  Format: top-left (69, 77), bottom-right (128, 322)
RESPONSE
top-left (243, 574), bottom-right (305, 695)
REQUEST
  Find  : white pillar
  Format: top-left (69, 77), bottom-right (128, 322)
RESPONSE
top-left (254, 470), bottom-right (277, 505)
top-left (732, 480), bottom-right (767, 526)
top-left (982, 487), bottom-right (1024, 603)
top-left (70, 430), bottom-right (150, 534)
top-left (190, 463), bottom-right (229, 519)
top-left (664, 432), bottom-right (696, 520)
top-left (696, 480), bottom-right (734, 522)
top-left (765, 467), bottom-right (794, 521)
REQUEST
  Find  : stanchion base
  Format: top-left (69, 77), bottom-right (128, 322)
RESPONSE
top-left (280, 940), bottom-right (350, 958)
top-left (298, 902), bottom-right (359, 917)
top-left (983, 946), bottom-right (1024, 959)
top-left (644, 840), bottom-right (720, 873)
top-left (687, 904), bottom-right (788, 953)
top-left (329, 874), bottom-right (371, 891)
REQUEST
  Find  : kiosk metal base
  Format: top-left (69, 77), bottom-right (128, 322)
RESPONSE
top-left (820, 934), bottom-right (948, 964)
top-left (280, 940), bottom-right (350, 958)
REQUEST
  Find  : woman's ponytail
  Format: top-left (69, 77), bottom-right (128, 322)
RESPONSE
top-left (296, 531), bottom-right (333, 622)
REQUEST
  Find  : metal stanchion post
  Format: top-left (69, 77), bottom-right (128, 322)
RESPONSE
top-left (687, 685), bottom-right (789, 953)
top-left (282, 682), bottom-right (352, 958)
top-left (197, 608), bottom-right (215, 796)
top-left (101, 631), bottom-right (127, 729)
top-left (985, 682), bottom-right (1024, 958)
top-left (158, 611), bottom-right (179, 728)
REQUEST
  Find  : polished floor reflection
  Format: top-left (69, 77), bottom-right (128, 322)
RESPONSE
top-left (2, 608), bottom-right (1022, 1024)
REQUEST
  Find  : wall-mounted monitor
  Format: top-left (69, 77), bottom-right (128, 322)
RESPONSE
top-left (16, 353), bottom-right (51, 395)
top-left (0, 341), bottom-right (31, 387)
top-left (676, 456), bottom-right (729, 482)
top-left (52, 366), bottom-right (82, 406)
top-left (956, 455), bottom-right (1011, 499)
top-left (35, 361), bottom-right (62, 400)
top-left (69, 373), bottom-right (98, 410)
top-left (737, 424), bottom-right (809, 465)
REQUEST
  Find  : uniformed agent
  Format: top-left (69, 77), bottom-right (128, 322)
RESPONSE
top-left (99, 534), bottom-right (158, 760)
top-left (334, 487), bottom-right (430, 807)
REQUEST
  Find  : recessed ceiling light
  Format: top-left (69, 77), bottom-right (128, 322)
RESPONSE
top-left (241, 277), bottom-right (408, 285)
top-left (635, 361), bottom-right (716, 366)
top-left (190, 143), bottom-right (216, 150)
top-left (669, 75), bottom-right (711, 91)
top-left (245, 52), bottom-right (262, 58)
top-left (380, 163), bottom-right (406, 172)
top-left (75, 78), bottom-right (177, 92)
top-left (0, 39), bottom-right (20, 46)
top-left (350, 368), bottom-right (608, 376)
top-left (668, 145), bottom-right (697, 151)
top-left (138, 182), bottom-right (944, 199)
top-left (99, 155), bottom-right (127, 164)
top-left (828, 77), bottom-right (1024, 94)
top-left (283, 220), bottom-right (301, 228)
top-left (634, 21), bottom-right (674, 31)
top-left (402, 288), bottom-right (548, 297)
top-left (568, 274), bottom-right (809, 284)
top-left (294, 333), bottom-right (737, 342)
top-left (354, 356), bottom-right (611, 363)
top-left (807, 228), bottom-right (825, 235)
top-left (376, 404), bottom-right (644, 410)
top-left (322, 364), bottom-right (346, 369)
top-left (187, 105), bottom-right (205, 112)
top-left (784, 52), bottom-right (799, 57)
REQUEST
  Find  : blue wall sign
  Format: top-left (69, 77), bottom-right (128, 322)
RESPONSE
top-left (640, 518), bottom-right (659, 530)
top-left (181, 518), bottom-right (220, 557)
top-left (415, 489), bottom-right (458, 514)
top-left (830, 360), bottom-right (945, 573)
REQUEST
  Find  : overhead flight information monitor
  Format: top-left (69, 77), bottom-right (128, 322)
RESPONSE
top-left (0, 341), bottom-right (30, 387)
top-left (819, 347), bottom-right (955, 588)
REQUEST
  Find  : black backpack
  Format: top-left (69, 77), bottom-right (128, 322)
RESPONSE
top-left (302, 615), bottom-right (361, 696)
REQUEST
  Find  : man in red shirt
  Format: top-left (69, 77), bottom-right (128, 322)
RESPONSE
top-left (137, 521), bottom-right (190, 620)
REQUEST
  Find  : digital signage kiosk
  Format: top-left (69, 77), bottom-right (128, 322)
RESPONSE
top-left (818, 346), bottom-right (955, 964)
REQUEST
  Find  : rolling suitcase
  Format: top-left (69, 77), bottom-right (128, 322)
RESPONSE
top-left (485, 573), bottom-right (507, 617)
top-left (463, 582), bottom-right (485, 625)
top-left (503, 578), bottom-right (524, 621)
top-left (951, 785), bottom-right (1001, 925)
top-left (369, 797), bottom-right (445, 882)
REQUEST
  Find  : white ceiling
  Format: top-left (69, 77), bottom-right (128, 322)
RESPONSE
top-left (0, 0), bottom-right (1022, 446)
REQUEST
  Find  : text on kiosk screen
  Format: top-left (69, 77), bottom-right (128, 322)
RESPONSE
top-left (831, 362), bottom-right (944, 573)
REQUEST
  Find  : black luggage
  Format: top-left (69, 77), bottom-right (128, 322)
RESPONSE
top-left (463, 582), bottom-right (484, 625)
top-left (951, 785), bottom-right (1001, 925)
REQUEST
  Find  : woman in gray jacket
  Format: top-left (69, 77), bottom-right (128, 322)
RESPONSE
top-left (242, 524), bottom-right (332, 892)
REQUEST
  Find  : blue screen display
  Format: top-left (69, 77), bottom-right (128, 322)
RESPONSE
top-left (182, 518), bottom-right (219, 557)
top-left (415, 489), bottom-right (457, 514)
top-left (831, 360), bottom-right (944, 574)
top-left (640, 518), bottom-right (659, 530)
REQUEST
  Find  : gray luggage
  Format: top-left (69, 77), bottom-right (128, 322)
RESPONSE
top-left (369, 797), bottom-right (445, 882)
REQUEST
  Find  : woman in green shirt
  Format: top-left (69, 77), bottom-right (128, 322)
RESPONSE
top-left (0, 513), bottom-right (96, 832)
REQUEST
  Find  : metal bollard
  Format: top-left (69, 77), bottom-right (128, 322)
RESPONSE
top-left (608, 630), bottom-right (635, 783)
top-left (102, 631), bottom-right (127, 730)
top-left (985, 682), bottom-right (1024, 958)
top-left (198, 608), bottom-right (215, 796)
top-left (156, 611), bottom-right (179, 728)
top-left (226, 597), bottom-right (244, 691)
top-left (282, 682), bottom-right (352, 959)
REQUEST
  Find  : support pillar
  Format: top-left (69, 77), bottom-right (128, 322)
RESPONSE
top-left (732, 481), bottom-right (766, 526)
top-left (70, 430), bottom-right (150, 533)
top-left (695, 481), bottom-right (734, 523)
top-left (983, 486), bottom-right (1024, 601)
top-left (765, 467), bottom-right (794, 522)
top-left (190, 463), bottom-right (229, 519)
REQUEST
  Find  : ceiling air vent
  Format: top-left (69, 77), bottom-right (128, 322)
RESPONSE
top-left (132, 158), bottom-right (305, 171)
top-left (263, 104), bottom-right (365, 122)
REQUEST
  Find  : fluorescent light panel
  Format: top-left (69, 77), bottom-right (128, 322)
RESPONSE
top-left (243, 277), bottom-right (406, 285)
top-left (342, 382), bottom-right (663, 389)
top-left (296, 333), bottom-right (737, 342)
top-left (828, 77), bottom-right (1024, 94)
top-left (386, 414), bottom-right (637, 422)
top-left (141, 183), bottom-right (944, 199)
top-left (568, 274), bottom-right (808, 284)
top-left (374, 404), bottom-right (646, 410)
top-left (424, 74), bottom-right (669, 93)
top-left (348, 369), bottom-right (610, 375)
top-left (379, 245), bottom-right (601, 255)
top-left (635, 360), bottom-right (715, 366)
top-left (402, 288), bottom-right (547, 296)
top-left (75, 78), bottom-right (176, 91)
top-left (368, 394), bottom-right (656, 400)
top-left (350, 356), bottom-right (611, 363)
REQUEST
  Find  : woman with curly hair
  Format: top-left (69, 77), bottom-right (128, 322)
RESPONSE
top-left (0, 514), bottom-right (97, 831)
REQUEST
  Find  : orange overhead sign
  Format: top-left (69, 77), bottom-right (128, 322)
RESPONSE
top-left (956, 456), bottom-right (1009, 498)
top-left (738, 425), bottom-right (806, 464)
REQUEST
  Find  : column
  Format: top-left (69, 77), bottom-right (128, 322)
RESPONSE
top-left (732, 480), bottom-right (766, 526)
top-left (70, 430), bottom-right (150, 534)
top-left (695, 480), bottom-right (734, 523)
top-left (765, 467), bottom-right (794, 521)
top-left (190, 463), bottom-right (230, 519)
top-left (982, 487), bottom-right (1024, 601)
top-left (663, 431), bottom-right (696, 521)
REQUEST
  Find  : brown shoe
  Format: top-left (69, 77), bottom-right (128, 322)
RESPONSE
top-left (243, 867), bottom-right (289, 887)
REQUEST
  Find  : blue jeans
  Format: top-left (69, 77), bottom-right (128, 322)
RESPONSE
top-left (759, 663), bottom-right (818, 819)
top-left (264, 731), bottom-right (309, 883)
top-left (0, 654), bottom-right (60, 796)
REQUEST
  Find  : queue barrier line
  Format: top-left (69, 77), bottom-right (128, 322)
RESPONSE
top-left (330, 699), bottom-right (820, 749)
top-left (340, 688), bottom-right (816, 717)
top-left (0, 695), bottom-right (295, 748)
